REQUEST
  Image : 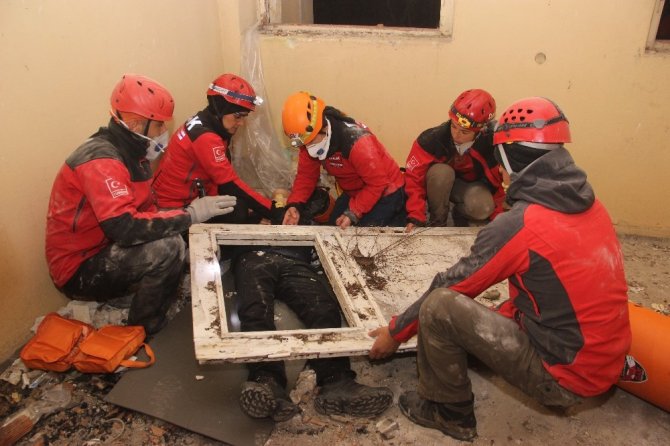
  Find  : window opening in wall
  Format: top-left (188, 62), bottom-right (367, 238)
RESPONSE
top-left (313, 0), bottom-right (440, 29)
top-left (647, 0), bottom-right (670, 51)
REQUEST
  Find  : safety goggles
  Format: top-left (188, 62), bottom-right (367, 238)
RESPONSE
top-left (450, 106), bottom-right (485, 130)
top-left (495, 113), bottom-right (568, 133)
top-left (208, 84), bottom-right (264, 107)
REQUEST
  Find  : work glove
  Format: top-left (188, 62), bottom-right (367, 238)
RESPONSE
top-left (186, 195), bottom-right (237, 224)
top-left (270, 202), bottom-right (287, 225)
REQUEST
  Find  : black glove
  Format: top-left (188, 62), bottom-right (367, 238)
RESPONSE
top-left (270, 202), bottom-right (287, 225)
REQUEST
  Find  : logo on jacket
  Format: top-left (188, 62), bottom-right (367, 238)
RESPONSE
top-left (105, 178), bottom-right (129, 198)
top-left (619, 355), bottom-right (647, 383)
top-left (406, 155), bottom-right (419, 172)
top-left (212, 146), bottom-right (226, 162)
top-left (186, 116), bottom-right (202, 131)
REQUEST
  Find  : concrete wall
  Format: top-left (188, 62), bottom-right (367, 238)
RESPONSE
top-left (0, 0), bottom-right (224, 361)
top-left (1, 0), bottom-right (669, 362)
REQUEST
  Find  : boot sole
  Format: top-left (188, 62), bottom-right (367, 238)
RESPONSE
top-left (314, 392), bottom-right (393, 418)
top-left (240, 382), bottom-right (277, 418)
top-left (399, 398), bottom-right (476, 442)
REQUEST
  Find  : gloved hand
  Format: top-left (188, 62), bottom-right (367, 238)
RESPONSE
top-left (186, 195), bottom-right (237, 224)
top-left (270, 202), bottom-right (287, 225)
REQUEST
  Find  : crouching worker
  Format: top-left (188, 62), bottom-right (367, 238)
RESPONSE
top-left (369, 97), bottom-right (631, 441)
top-left (235, 196), bottom-right (393, 421)
top-left (45, 74), bottom-right (236, 335)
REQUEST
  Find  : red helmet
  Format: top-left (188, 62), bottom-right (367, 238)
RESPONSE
top-left (207, 74), bottom-right (262, 111)
top-left (110, 74), bottom-right (174, 121)
top-left (493, 97), bottom-right (571, 144)
top-left (448, 89), bottom-right (496, 132)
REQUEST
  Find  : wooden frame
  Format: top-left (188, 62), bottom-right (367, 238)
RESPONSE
top-left (190, 224), bottom-right (508, 364)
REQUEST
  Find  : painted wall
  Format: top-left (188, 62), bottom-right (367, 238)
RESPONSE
top-left (0, 0), bottom-right (224, 361)
top-left (235, 0), bottom-right (670, 236)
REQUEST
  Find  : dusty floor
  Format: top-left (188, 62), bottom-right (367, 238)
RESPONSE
top-left (2, 234), bottom-right (669, 446)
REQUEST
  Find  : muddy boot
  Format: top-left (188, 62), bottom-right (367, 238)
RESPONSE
top-left (239, 376), bottom-right (300, 422)
top-left (314, 377), bottom-right (393, 417)
top-left (399, 391), bottom-right (477, 442)
top-left (451, 209), bottom-right (470, 227)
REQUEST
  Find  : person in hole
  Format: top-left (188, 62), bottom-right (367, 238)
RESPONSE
top-left (234, 190), bottom-right (393, 421)
top-left (404, 89), bottom-right (505, 230)
top-left (369, 97), bottom-right (631, 441)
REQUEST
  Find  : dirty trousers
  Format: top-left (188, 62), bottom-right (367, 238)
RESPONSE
top-left (426, 163), bottom-right (494, 224)
top-left (234, 250), bottom-right (352, 387)
top-left (61, 235), bottom-right (185, 334)
top-left (417, 288), bottom-right (582, 407)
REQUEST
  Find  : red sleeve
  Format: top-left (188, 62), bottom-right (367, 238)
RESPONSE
top-left (287, 148), bottom-right (321, 205)
top-left (192, 132), bottom-right (272, 210)
top-left (346, 137), bottom-right (392, 218)
top-left (404, 140), bottom-right (439, 224)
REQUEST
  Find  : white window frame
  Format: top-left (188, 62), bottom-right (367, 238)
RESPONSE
top-left (646, 0), bottom-right (670, 53)
top-left (257, 0), bottom-right (455, 39)
top-left (189, 224), bottom-right (507, 364)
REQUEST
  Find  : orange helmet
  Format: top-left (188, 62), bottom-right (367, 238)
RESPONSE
top-left (282, 91), bottom-right (326, 148)
top-left (448, 89), bottom-right (496, 132)
top-left (494, 97), bottom-right (571, 145)
top-left (110, 74), bottom-right (174, 121)
top-left (207, 74), bottom-right (262, 111)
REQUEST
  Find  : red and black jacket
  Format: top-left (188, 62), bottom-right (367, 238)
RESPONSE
top-left (287, 113), bottom-right (404, 220)
top-left (390, 147), bottom-right (631, 397)
top-left (152, 109), bottom-right (272, 217)
top-left (46, 121), bottom-right (191, 287)
top-left (404, 121), bottom-right (504, 225)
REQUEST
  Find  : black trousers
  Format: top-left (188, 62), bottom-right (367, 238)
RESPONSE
top-left (61, 235), bottom-right (185, 334)
top-left (233, 250), bottom-right (352, 387)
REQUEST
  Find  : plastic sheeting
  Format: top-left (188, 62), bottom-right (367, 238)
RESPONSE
top-left (235, 21), bottom-right (294, 197)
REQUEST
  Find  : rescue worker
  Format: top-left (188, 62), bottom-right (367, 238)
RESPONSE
top-left (236, 194), bottom-right (393, 421)
top-left (404, 89), bottom-right (504, 231)
top-left (369, 97), bottom-right (631, 441)
top-left (281, 92), bottom-right (405, 229)
top-left (153, 73), bottom-right (280, 223)
top-left (46, 74), bottom-right (236, 334)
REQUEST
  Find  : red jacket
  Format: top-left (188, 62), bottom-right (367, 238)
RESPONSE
top-left (404, 121), bottom-right (504, 224)
top-left (287, 116), bottom-right (404, 219)
top-left (390, 147), bottom-right (631, 397)
top-left (46, 122), bottom-right (191, 287)
top-left (152, 109), bottom-right (272, 217)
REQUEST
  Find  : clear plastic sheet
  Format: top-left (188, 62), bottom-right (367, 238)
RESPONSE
top-left (235, 21), bottom-right (294, 196)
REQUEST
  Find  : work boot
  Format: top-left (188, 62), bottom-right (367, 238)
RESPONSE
top-left (314, 377), bottom-right (393, 417)
top-left (399, 391), bottom-right (477, 442)
top-left (239, 376), bottom-right (300, 422)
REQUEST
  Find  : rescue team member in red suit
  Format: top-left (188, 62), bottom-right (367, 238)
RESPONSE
top-left (404, 89), bottom-right (504, 232)
top-left (369, 97), bottom-right (631, 441)
top-left (46, 74), bottom-right (236, 334)
top-left (280, 92), bottom-right (405, 229)
top-left (153, 74), bottom-right (280, 223)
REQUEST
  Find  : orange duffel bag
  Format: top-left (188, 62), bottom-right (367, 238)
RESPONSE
top-left (20, 313), bottom-right (155, 373)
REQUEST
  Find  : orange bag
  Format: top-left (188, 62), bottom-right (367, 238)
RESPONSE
top-left (73, 325), bottom-right (155, 373)
top-left (20, 313), bottom-right (155, 374)
top-left (20, 313), bottom-right (94, 372)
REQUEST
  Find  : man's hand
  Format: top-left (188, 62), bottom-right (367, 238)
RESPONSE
top-left (283, 206), bottom-right (300, 225)
top-left (368, 326), bottom-right (401, 360)
top-left (186, 195), bottom-right (236, 224)
top-left (335, 214), bottom-right (352, 229)
top-left (405, 222), bottom-right (416, 233)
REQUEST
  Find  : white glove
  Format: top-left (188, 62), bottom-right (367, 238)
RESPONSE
top-left (186, 195), bottom-right (236, 224)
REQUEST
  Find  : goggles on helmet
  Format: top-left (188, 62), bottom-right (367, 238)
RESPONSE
top-left (208, 84), bottom-right (264, 107)
top-left (495, 112), bottom-right (568, 133)
top-left (450, 105), bottom-right (485, 130)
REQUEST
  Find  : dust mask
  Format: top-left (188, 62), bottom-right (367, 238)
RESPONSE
top-left (306, 118), bottom-right (331, 161)
top-left (455, 140), bottom-right (474, 156)
top-left (143, 131), bottom-right (169, 161)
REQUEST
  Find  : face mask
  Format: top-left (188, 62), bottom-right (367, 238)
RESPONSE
top-left (455, 140), bottom-right (474, 156)
top-left (143, 131), bottom-right (169, 161)
top-left (306, 118), bottom-right (331, 160)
